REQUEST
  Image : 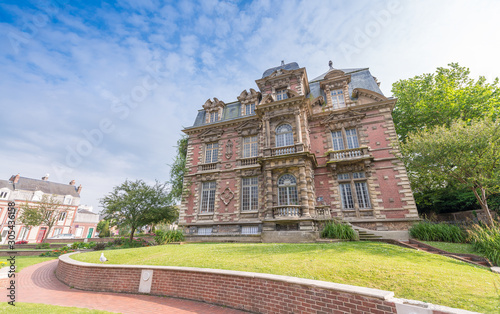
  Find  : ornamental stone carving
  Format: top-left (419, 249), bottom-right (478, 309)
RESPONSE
top-left (225, 139), bottom-right (233, 159)
top-left (220, 187), bottom-right (234, 206)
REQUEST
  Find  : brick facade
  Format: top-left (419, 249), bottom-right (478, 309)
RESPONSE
top-left (56, 253), bottom-right (477, 314)
top-left (180, 62), bottom-right (419, 241)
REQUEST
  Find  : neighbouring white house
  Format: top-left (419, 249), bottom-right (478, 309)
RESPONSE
top-left (73, 205), bottom-right (100, 238)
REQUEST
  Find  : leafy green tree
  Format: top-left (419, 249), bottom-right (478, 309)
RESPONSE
top-left (100, 180), bottom-right (178, 241)
top-left (168, 135), bottom-right (188, 203)
top-left (413, 184), bottom-right (478, 216)
top-left (96, 220), bottom-right (110, 238)
top-left (399, 118), bottom-right (500, 224)
top-left (392, 63), bottom-right (500, 142)
top-left (18, 194), bottom-right (66, 242)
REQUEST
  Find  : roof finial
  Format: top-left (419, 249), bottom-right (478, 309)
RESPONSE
top-left (328, 60), bottom-right (333, 69)
top-left (281, 60), bottom-right (285, 66)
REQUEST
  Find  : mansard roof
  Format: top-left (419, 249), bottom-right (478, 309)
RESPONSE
top-left (12, 177), bottom-right (81, 197)
top-left (261, 62), bottom-right (300, 78)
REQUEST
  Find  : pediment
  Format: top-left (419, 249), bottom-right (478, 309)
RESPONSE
top-left (260, 94), bottom-right (274, 105)
top-left (321, 110), bottom-right (366, 126)
top-left (237, 88), bottom-right (261, 103)
top-left (352, 88), bottom-right (386, 102)
top-left (203, 97), bottom-right (225, 111)
top-left (236, 120), bottom-right (261, 136)
top-left (198, 127), bottom-right (224, 142)
top-left (324, 69), bottom-right (346, 80)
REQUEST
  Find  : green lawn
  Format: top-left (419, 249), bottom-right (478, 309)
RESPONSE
top-left (72, 242), bottom-right (500, 313)
top-left (0, 302), bottom-right (111, 313)
top-left (0, 256), bottom-right (57, 272)
top-left (421, 241), bottom-right (487, 257)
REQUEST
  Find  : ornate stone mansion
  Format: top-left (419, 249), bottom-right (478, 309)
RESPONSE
top-left (179, 61), bottom-right (418, 242)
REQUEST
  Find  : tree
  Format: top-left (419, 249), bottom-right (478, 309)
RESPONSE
top-left (168, 135), bottom-right (188, 203)
top-left (100, 180), bottom-right (178, 241)
top-left (96, 220), bottom-right (110, 238)
top-left (399, 118), bottom-right (500, 224)
top-left (392, 63), bottom-right (500, 142)
top-left (18, 194), bottom-right (66, 242)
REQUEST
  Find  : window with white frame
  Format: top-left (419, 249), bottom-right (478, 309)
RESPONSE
top-left (338, 172), bottom-right (371, 210)
top-left (32, 191), bottom-right (43, 201)
top-left (200, 181), bottom-right (216, 213)
top-left (245, 103), bottom-right (255, 115)
top-left (275, 124), bottom-right (293, 147)
top-left (331, 128), bottom-right (359, 151)
top-left (198, 227), bottom-right (212, 235)
top-left (63, 195), bottom-right (72, 205)
top-left (0, 191), bottom-right (8, 199)
top-left (209, 111), bottom-right (219, 123)
top-left (205, 142), bottom-right (219, 163)
top-left (241, 177), bottom-right (258, 211)
top-left (58, 212), bottom-right (67, 222)
top-left (18, 227), bottom-right (29, 241)
top-left (330, 89), bottom-right (346, 109)
top-left (243, 135), bottom-right (258, 158)
top-left (276, 88), bottom-right (288, 101)
top-left (278, 174), bottom-right (298, 206)
top-left (53, 228), bottom-right (62, 236)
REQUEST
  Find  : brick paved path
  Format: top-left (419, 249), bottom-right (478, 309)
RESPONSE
top-left (1, 260), bottom-right (246, 313)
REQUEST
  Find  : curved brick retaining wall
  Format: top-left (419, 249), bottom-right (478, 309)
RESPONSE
top-left (56, 253), bottom-right (477, 314)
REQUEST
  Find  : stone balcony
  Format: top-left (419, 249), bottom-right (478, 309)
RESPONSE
top-left (198, 162), bottom-right (219, 172)
top-left (326, 146), bottom-right (371, 167)
top-left (264, 143), bottom-right (305, 157)
top-left (273, 205), bottom-right (302, 218)
top-left (237, 157), bottom-right (259, 167)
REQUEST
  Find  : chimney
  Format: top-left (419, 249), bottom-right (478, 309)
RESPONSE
top-left (77, 184), bottom-right (82, 194)
top-left (69, 180), bottom-right (76, 186)
top-left (42, 173), bottom-right (49, 181)
top-left (9, 174), bottom-right (20, 184)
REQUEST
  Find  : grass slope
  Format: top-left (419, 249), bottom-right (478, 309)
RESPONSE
top-left (72, 242), bottom-right (500, 313)
top-left (0, 302), bottom-right (111, 313)
top-left (421, 241), bottom-right (487, 257)
top-left (0, 256), bottom-right (56, 272)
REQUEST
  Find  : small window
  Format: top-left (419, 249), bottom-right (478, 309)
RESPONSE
top-left (32, 191), bottom-right (43, 201)
top-left (209, 111), bottom-right (219, 123)
top-left (53, 228), bottom-right (62, 236)
top-left (331, 89), bottom-right (345, 109)
top-left (205, 143), bottom-right (219, 163)
top-left (0, 191), bottom-right (8, 199)
top-left (245, 103), bottom-right (255, 115)
top-left (241, 226), bottom-right (259, 234)
top-left (200, 181), bottom-right (216, 213)
top-left (198, 227), bottom-right (212, 235)
top-left (275, 124), bottom-right (293, 147)
top-left (276, 88), bottom-right (288, 101)
top-left (58, 212), bottom-right (67, 222)
top-left (64, 195), bottom-right (72, 205)
top-left (243, 136), bottom-right (258, 158)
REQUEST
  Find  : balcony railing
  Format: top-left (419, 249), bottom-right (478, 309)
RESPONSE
top-left (239, 157), bottom-right (259, 166)
top-left (273, 205), bottom-right (302, 218)
top-left (313, 207), bottom-right (332, 219)
top-left (328, 147), bottom-right (369, 162)
top-left (265, 143), bottom-right (305, 157)
top-left (199, 162), bottom-right (218, 172)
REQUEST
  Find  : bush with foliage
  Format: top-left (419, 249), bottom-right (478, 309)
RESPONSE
top-left (15, 240), bottom-right (28, 245)
top-left (468, 222), bottom-right (500, 266)
top-left (320, 220), bottom-right (358, 241)
top-left (93, 242), bottom-right (107, 251)
top-left (35, 243), bottom-right (50, 249)
top-left (409, 221), bottom-right (467, 243)
top-left (39, 246), bottom-right (75, 257)
top-left (154, 230), bottom-right (185, 245)
top-left (70, 242), bottom-right (97, 250)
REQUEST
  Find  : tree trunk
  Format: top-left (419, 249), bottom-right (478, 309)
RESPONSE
top-left (42, 225), bottom-right (53, 243)
top-left (480, 187), bottom-right (495, 225)
top-left (129, 227), bottom-right (135, 242)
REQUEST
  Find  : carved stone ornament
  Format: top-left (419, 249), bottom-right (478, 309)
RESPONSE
top-left (225, 139), bottom-right (233, 159)
top-left (321, 110), bottom-right (366, 129)
top-left (220, 187), bottom-right (234, 206)
top-left (236, 120), bottom-right (261, 136)
top-left (203, 97), bottom-right (225, 111)
top-left (198, 128), bottom-right (224, 142)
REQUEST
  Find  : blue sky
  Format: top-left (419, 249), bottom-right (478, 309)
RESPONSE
top-left (1, 0), bottom-right (499, 212)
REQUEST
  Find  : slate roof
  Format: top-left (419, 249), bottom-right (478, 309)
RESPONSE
top-left (13, 177), bottom-right (80, 197)
top-left (0, 180), bottom-right (13, 190)
top-left (261, 62), bottom-right (300, 79)
top-left (77, 208), bottom-right (98, 215)
top-left (188, 64), bottom-right (384, 128)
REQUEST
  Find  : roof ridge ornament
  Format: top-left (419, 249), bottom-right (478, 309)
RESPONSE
top-left (329, 60), bottom-right (333, 69)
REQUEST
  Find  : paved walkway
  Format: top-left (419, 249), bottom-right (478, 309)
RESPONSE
top-left (0, 260), bottom-right (245, 313)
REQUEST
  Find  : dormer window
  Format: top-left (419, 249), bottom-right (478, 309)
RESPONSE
top-left (0, 191), bottom-right (8, 199)
top-left (330, 89), bottom-right (345, 109)
top-left (209, 111), bottom-right (219, 123)
top-left (64, 195), bottom-right (73, 205)
top-left (245, 103), bottom-right (255, 115)
top-left (32, 191), bottom-right (43, 201)
top-left (276, 88), bottom-right (288, 101)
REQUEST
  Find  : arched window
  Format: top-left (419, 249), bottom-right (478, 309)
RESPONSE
top-left (275, 124), bottom-right (293, 147)
top-left (278, 174), bottom-right (298, 205)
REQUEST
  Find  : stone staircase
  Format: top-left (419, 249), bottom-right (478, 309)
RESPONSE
top-left (351, 226), bottom-right (383, 241)
top-left (401, 239), bottom-right (492, 268)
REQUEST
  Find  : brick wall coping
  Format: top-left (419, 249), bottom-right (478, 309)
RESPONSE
top-left (61, 252), bottom-right (394, 300)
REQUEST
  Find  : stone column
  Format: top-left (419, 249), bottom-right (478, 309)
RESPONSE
top-left (299, 166), bottom-right (310, 217)
top-left (295, 110), bottom-right (302, 143)
top-left (264, 116), bottom-right (271, 148)
top-left (265, 169), bottom-right (274, 219)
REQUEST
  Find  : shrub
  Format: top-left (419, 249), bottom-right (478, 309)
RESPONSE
top-left (154, 230), bottom-right (184, 245)
top-left (468, 222), bottom-right (500, 266)
top-left (15, 240), bottom-right (28, 245)
top-left (409, 221), bottom-right (467, 243)
top-left (320, 220), bottom-right (358, 241)
top-left (35, 243), bottom-right (50, 249)
top-left (39, 246), bottom-right (75, 257)
top-left (93, 242), bottom-right (107, 251)
top-left (71, 241), bottom-right (98, 249)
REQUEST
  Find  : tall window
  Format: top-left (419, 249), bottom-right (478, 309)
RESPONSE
top-left (245, 103), bottom-right (255, 115)
top-left (243, 136), bottom-right (258, 158)
top-left (0, 191), bottom-right (8, 199)
top-left (53, 228), bottom-right (62, 237)
top-left (200, 181), bottom-right (216, 213)
top-left (276, 88), bottom-right (288, 101)
top-left (331, 128), bottom-right (359, 150)
top-left (338, 172), bottom-right (371, 209)
top-left (278, 174), bottom-right (298, 206)
top-left (58, 212), bottom-right (67, 222)
top-left (241, 177), bottom-right (258, 211)
top-left (205, 143), bottom-right (218, 163)
top-left (275, 124), bottom-right (293, 147)
top-left (209, 111), bottom-right (219, 123)
top-left (18, 227), bottom-right (29, 241)
top-left (330, 89), bottom-right (345, 109)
